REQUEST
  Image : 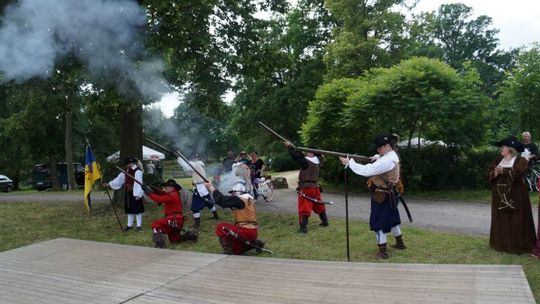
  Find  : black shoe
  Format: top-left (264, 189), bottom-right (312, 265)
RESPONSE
top-left (193, 217), bottom-right (201, 229)
top-left (377, 243), bottom-right (390, 259)
top-left (318, 212), bottom-right (329, 227)
top-left (298, 215), bottom-right (309, 233)
top-left (125, 226), bottom-right (133, 231)
top-left (212, 211), bottom-right (220, 220)
top-left (390, 235), bottom-right (406, 250)
top-left (252, 239), bottom-right (265, 253)
top-left (184, 229), bottom-right (199, 242)
top-left (136, 227), bottom-right (142, 232)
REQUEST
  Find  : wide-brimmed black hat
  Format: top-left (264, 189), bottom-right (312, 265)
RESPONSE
top-left (369, 133), bottom-right (398, 150)
top-left (493, 136), bottom-right (524, 152)
top-left (165, 179), bottom-right (182, 190)
top-left (122, 157), bottom-right (139, 166)
top-left (305, 145), bottom-right (321, 157)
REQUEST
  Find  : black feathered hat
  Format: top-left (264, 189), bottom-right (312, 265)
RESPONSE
top-left (122, 157), bottom-right (139, 166)
top-left (165, 179), bottom-right (182, 191)
top-left (369, 133), bottom-right (399, 150)
top-left (493, 136), bottom-right (524, 152)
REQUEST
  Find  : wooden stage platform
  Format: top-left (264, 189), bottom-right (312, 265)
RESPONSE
top-left (0, 238), bottom-right (534, 303)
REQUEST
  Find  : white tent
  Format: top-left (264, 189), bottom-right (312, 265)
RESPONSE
top-left (106, 146), bottom-right (166, 163)
top-left (397, 137), bottom-right (445, 148)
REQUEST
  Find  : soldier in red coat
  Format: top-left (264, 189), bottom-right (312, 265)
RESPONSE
top-left (144, 179), bottom-right (198, 248)
top-left (205, 181), bottom-right (265, 255)
top-left (284, 142), bottom-right (329, 233)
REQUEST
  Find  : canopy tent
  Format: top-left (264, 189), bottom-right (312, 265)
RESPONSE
top-left (397, 137), bottom-right (445, 148)
top-left (106, 146), bottom-right (166, 163)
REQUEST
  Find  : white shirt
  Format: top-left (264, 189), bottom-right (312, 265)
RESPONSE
top-left (177, 157), bottom-right (209, 196)
top-left (109, 164), bottom-right (144, 199)
top-left (347, 151), bottom-right (399, 177)
top-left (498, 156), bottom-right (516, 168)
top-left (305, 156), bottom-right (320, 165)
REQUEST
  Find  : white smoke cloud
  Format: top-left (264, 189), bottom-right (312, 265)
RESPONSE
top-left (0, 0), bottom-right (168, 100)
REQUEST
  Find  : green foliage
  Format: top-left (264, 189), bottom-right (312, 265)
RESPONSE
top-left (498, 44), bottom-right (540, 138)
top-left (323, 0), bottom-right (409, 79)
top-left (302, 57), bottom-right (491, 188)
top-left (408, 3), bottom-right (516, 96)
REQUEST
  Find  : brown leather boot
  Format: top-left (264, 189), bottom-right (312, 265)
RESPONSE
top-left (391, 235), bottom-right (406, 250)
top-left (377, 243), bottom-right (389, 259)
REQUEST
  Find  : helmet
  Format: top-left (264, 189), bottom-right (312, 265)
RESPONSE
top-left (229, 180), bottom-right (247, 194)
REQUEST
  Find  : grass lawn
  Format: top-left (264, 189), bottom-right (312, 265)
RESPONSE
top-left (0, 200), bottom-right (538, 302)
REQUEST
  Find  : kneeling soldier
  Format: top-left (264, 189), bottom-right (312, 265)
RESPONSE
top-left (144, 179), bottom-right (198, 248)
top-left (205, 181), bottom-right (265, 255)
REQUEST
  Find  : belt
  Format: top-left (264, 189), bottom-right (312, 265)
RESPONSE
top-left (236, 221), bottom-right (258, 229)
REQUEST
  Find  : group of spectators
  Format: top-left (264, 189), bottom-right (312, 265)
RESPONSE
top-left (222, 150), bottom-right (266, 198)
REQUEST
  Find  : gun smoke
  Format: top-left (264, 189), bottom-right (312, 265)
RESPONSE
top-left (0, 0), bottom-right (168, 100)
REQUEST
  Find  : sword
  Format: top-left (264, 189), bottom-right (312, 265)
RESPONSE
top-left (396, 193), bottom-right (413, 223)
top-left (222, 226), bottom-right (273, 254)
top-left (296, 191), bottom-right (334, 205)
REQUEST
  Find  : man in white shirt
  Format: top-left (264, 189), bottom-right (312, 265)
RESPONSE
top-left (178, 153), bottom-right (219, 228)
top-left (340, 134), bottom-right (406, 259)
top-left (104, 157), bottom-right (145, 231)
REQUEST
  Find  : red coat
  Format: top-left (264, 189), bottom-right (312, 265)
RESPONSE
top-left (148, 191), bottom-right (183, 216)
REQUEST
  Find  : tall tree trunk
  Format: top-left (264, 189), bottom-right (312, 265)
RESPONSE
top-left (120, 103), bottom-right (143, 161)
top-left (116, 102), bottom-right (143, 205)
top-left (65, 109), bottom-right (77, 190)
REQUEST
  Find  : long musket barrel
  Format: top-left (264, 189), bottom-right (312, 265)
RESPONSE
top-left (145, 137), bottom-right (210, 183)
top-left (115, 166), bottom-right (145, 187)
top-left (257, 121), bottom-right (371, 163)
top-left (295, 146), bottom-right (371, 163)
top-left (257, 121), bottom-right (296, 147)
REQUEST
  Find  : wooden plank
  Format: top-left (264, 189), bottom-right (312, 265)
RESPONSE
top-left (0, 238), bottom-right (534, 304)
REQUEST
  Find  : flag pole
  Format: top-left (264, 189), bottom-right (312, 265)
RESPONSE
top-left (344, 166), bottom-right (351, 262)
top-left (86, 137), bottom-right (124, 231)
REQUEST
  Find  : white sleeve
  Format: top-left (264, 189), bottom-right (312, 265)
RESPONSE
top-left (348, 158), bottom-right (396, 177)
top-left (108, 173), bottom-right (125, 190)
top-left (132, 170), bottom-right (144, 199)
top-left (177, 157), bottom-right (192, 174)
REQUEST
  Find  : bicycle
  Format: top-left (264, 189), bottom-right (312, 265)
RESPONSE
top-left (252, 176), bottom-right (274, 202)
top-left (525, 160), bottom-right (540, 192)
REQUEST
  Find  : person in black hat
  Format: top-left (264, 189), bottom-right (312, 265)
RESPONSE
top-left (283, 141), bottom-right (329, 233)
top-left (143, 179), bottom-right (198, 248)
top-left (104, 157), bottom-right (145, 231)
top-left (177, 153), bottom-right (219, 228)
top-left (340, 134), bottom-right (405, 259)
top-left (487, 136), bottom-right (536, 254)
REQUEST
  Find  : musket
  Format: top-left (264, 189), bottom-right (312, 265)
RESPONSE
top-left (145, 137), bottom-right (210, 183)
top-left (115, 166), bottom-right (146, 188)
top-left (295, 146), bottom-right (371, 163)
top-left (258, 121), bottom-right (371, 163)
top-left (222, 226), bottom-right (273, 254)
top-left (258, 121), bottom-right (295, 146)
top-left (296, 191), bottom-right (334, 205)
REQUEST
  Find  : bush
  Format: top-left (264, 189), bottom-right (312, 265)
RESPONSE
top-left (268, 151), bottom-right (301, 172)
top-left (320, 145), bottom-right (499, 192)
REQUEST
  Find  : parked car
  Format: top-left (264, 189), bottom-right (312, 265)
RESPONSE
top-left (0, 174), bottom-right (13, 192)
top-left (31, 163), bottom-right (85, 191)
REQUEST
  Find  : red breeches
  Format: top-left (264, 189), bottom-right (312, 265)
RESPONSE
top-left (216, 223), bottom-right (258, 255)
top-left (151, 215), bottom-right (184, 243)
top-left (298, 187), bottom-right (326, 218)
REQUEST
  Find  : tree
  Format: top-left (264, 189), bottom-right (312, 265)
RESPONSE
top-left (408, 3), bottom-right (516, 96)
top-left (230, 0), bottom-right (332, 155)
top-left (301, 57), bottom-right (489, 181)
top-left (323, 0), bottom-right (409, 80)
top-left (498, 45), bottom-right (540, 138)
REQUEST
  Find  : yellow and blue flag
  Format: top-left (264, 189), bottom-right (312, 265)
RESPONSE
top-left (84, 145), bottom-right (102, 211)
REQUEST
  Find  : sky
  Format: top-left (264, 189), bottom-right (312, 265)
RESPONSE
top-left (155, 0), bottom-right (540, 118)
